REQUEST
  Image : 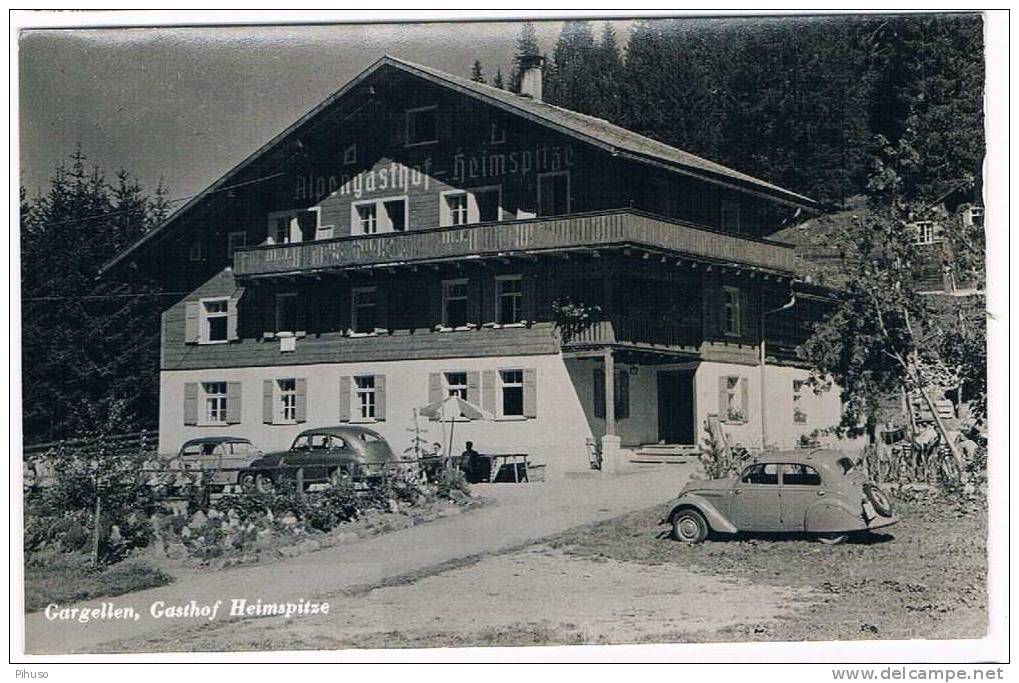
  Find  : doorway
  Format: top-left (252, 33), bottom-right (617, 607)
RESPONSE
top-left (657, 370), bottom-right (695, 444)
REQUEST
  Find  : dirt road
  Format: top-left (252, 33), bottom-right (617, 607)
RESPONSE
top-left (25, 465), bottom-right (695, 654)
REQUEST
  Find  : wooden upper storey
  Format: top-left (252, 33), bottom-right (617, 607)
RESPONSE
top-left (106, 57), bottom-right (816, 294)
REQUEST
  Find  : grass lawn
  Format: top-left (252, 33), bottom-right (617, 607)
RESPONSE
top-left (24, 551), bottom-right (174, 613)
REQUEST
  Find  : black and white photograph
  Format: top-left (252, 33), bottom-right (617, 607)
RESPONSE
top-left (10, 9), bottom-right (1007, 668)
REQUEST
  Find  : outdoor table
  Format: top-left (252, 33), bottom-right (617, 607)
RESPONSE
top-left (484, 453), bottom-right (530, 483)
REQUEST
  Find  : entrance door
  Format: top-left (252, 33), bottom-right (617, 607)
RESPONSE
top-left (657, 370), bottom-right (695, 443)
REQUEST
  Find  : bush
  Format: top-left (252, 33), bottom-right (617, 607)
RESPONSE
top-left (435, 467), bottom-right (470, 499)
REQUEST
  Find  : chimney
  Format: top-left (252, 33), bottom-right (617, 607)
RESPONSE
top-left (518, 54), bottom-right (544, 101)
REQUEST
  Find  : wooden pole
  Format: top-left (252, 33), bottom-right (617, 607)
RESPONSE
top-left (604, 348), bottom-right (616, 437)
top-left (296, 467), bottom-right (305, 500)
top-left (91, 488), bottom-right (102, 568)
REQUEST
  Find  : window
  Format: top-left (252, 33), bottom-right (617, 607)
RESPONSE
top-left (406, 105), bottom-right (438, 146)
top-left (496, 275), bottom-right (523, 324)
top-left (721, 200), bottom-right (742, 232)
top-left (445, 372), bottom-right (468, 400)
top-left (443, 192), bottom-right (469, 226)
top-left (723, 286), bottom-right (741, 336)
top-left (500, 369), bottom-right (524, 417)
top-left (269, 209), bottom-right (318, 244)
top-left (352, 197), bottom-right (407, 235)
top-left (202, 298), bottom-right (229, 343)
top-left (474, 186), bottom-right (501, 222)
top-left (965, 206), bottom-right (984, 228)
top-left (537, 171), bottom-right (570, 216)
top-left (792, 379), bottom-right (808, 423)
top-left (355, 203), bottom-right (378, 234)
top-left (490, 120), bottom-right (506, 145)
top-left (912, 221), bottom-right (941, 245)
top-left (440, 187), bottom-right (502, 226)
top-left (343, 143), bottom-right (358, 165)
top-left (741, 463), bottom-right (779, 485)
top-left (227, 231), bottom-right (246, 257)
top-left (723, 375), bottom-right (746, 423)
top-left (277, 379), bottom-right (297, 422)
top-left (351, 287), bottom-right (377, 334)
top-left (383, 199), bottom-right (407, 232)
top-left (203, 382), bottom-right (228, 424)
top-left (442, 279), bottom-right (469, 328)
top-left (781, 463), bottom-right (821, 486)
top-left (275, 292), bottom-right (298, 333)
top-left (189, 241), bottom-right (205, 262)
top-left (354, 375), bottom-right (376, 420)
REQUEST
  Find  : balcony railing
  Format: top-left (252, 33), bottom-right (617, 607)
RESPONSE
top-left (233, 209), bottom-right (796, 277)
top-left (563, 315), bottom-right (702, 350)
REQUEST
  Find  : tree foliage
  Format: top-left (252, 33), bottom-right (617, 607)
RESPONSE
top-left (21, 147), bottom-right (166, 443)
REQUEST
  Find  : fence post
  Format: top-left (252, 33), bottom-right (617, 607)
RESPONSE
top-left (296, 467), bottom-right (305, 501)
top-left (91, 487), bottom-right (102, 568)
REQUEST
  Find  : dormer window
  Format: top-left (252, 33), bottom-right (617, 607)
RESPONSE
top-left (406, 105), bottom-right (438, 146)
top-left (343, 143), bottom-right (358, 165)
top-left (721, 200), bottom-right (742, 232)
top-left (490, 120), bottom-right (506, 145)
top-left (268, 209), bottom-right (318, 245)
top-left (352, 197), bottom-right (407, 235)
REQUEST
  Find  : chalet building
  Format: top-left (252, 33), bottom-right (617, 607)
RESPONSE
top-left (105, 55), bottom-right (848, 473)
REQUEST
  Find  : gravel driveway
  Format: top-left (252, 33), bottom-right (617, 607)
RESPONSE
top-left (25, 464), bottom-right (695, 654)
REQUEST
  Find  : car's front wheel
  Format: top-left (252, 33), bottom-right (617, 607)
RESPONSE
top-left (254, 473), bottom-right (276, 495)
top-left (671, 509), bottom-right (709, 544)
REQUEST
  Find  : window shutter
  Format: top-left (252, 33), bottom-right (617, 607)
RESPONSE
top-left (184, 301), bottom-right (200, 344)
top-left (428, 281), bottom-right (443, 330)
top-left (427, 372), bottom-right (442, 420)
top-left (339, 376), bottom-right (352, 422)
top-left (376, 285), bottom-right (388, 332)
top-left (295, 286), bottom-right (307, 337)
top-left (467, 278), bottom-right (482, 325)
top-left (481, 275), bottom-right (496, 324)
top-left (740, 377), bottom-right (750, 421)
top-left (616, 371), bottom-right (630, 420)
top-left (227, 289), bottom-right (244, 341)
top-left (593, 369), bottom-right (605, 419)
top-left (375, 374), bottom-right (387, 421)
top-left (467, 371), bottom-right (481, 405)
top-left (482, 370), bottom-right (496, 415)
top-left (258, 284), bottom-right (274, 339)
top-left (262, 379), bottom-right (274, 424)
top-left (226, 382), bottom-right (242, 424)
top-left (522, 368), bottom-right (537, 418)
top-left (718, 376), bottom-right (728, 417)
top-left (295, 378), bottom-right (308, 423)
top-left (521, 274), bottom-right (536, 322)
top-left (183, 382), bottom-right (198, 425)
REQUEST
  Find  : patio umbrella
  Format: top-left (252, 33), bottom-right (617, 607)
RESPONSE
top-left (418, 395), bottom-right (493, 466)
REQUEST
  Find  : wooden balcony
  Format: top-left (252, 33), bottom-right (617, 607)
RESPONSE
top-left (233, 209), bottom-right (796, 277)
top-left (563, 315), bottom-right (702, 351)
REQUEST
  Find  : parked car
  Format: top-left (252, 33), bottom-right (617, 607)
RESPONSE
top-left (661, 449), bottom-right (898, 545)
top-left (178, 436), bottom-right (263, 490)
top-left (243, 426), bottom-right (398, 493)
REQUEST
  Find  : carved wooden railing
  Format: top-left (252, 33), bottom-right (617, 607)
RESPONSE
top-left (234, 209), bottom-right (796, 276)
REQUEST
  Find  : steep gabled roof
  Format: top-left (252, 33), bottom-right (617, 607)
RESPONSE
top-left (103, 55), bottom-right (817, 274)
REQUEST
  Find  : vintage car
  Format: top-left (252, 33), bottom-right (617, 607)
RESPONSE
top-left (661, 449), bottom-right (898, 545)
top-left (178, 436), bottom-right (263, 490)
top-left (243, 426), bottom-right (398, 493)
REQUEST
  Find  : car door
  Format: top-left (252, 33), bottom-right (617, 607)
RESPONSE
top-left (778, 463), bottom-right (823, 532)
top-left (731, 463), bottom-right (782, 531)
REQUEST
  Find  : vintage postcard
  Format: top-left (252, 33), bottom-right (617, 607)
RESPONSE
top-left (11, 10), bottom-right (1007, 668)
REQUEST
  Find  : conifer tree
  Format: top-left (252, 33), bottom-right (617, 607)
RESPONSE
top-left (469, 59), bottom-right (485, 83)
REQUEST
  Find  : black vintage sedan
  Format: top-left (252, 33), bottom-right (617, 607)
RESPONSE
top-left (242, 426), bottom-right (398, 493)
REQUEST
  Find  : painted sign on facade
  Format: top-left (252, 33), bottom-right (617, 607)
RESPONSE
top-left (294, 144), bottom-right (576, 202)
